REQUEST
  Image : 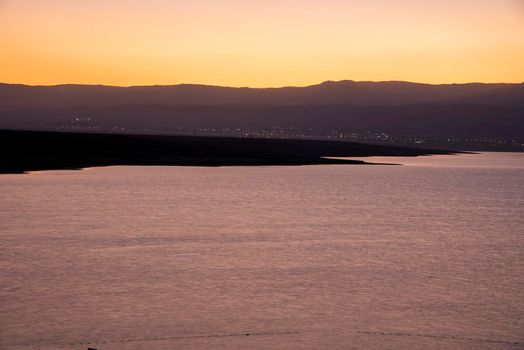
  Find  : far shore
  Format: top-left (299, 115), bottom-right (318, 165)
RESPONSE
top-left (0, 129), bottom-right (458, 174)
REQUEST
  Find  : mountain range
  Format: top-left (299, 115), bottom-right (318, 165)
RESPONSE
top-left (1, 80), bottom-right (523, 151)
top-left (1, 80), bottom-right (523, 109)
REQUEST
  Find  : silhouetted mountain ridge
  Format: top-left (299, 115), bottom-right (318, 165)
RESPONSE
top-left (1, 80), bottom-right (523, 109)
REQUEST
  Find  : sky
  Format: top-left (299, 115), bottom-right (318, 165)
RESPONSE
top-left (1, 0), bottom-right (523, 87)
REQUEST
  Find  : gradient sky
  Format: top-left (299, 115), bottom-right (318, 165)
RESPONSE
top-left (1, 0), bottom-right (523, 87)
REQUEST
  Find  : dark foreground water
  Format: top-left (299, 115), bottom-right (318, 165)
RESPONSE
top-left (1, 153), bottom-right (523, 350)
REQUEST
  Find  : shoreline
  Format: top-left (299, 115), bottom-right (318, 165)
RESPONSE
top-left (0, 129), bottom-right (457, 174)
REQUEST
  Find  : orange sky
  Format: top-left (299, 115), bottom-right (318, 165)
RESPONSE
top-left (1, 0), bottom-right (523, 87)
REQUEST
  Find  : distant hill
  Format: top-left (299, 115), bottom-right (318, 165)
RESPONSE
top-left (1, 80), bottom-right (523, 151)
top-left (1, 80), bottom-right (523, 109)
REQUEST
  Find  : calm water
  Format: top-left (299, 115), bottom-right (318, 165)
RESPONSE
top-left (1, 153), bottom-right (523, 349)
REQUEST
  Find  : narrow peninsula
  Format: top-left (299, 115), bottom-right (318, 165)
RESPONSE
top-left (0, 129), bottom-right (457, 174)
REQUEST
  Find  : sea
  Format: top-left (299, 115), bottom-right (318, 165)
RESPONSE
top-left (1, 152), bottom-right (523, 349)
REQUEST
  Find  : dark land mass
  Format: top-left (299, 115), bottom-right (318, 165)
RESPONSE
top-left (0, 129), bottom-right (456, 174)
top-left (1, 81), bottom-right (522, 152)
top-left (2, 104), bottom-right (521, 150)
top-left (1, 80), bottom-right (524, 108)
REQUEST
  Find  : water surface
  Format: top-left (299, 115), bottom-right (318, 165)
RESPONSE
top-left (1, 153), bottom-right (523, 349)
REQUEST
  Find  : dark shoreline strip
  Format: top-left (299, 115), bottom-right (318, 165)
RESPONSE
top-left (0, 129), bottom-right (457, 174)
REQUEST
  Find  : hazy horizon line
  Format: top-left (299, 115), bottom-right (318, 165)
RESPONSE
top-left (2, 79), bottom-right (523, 89)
